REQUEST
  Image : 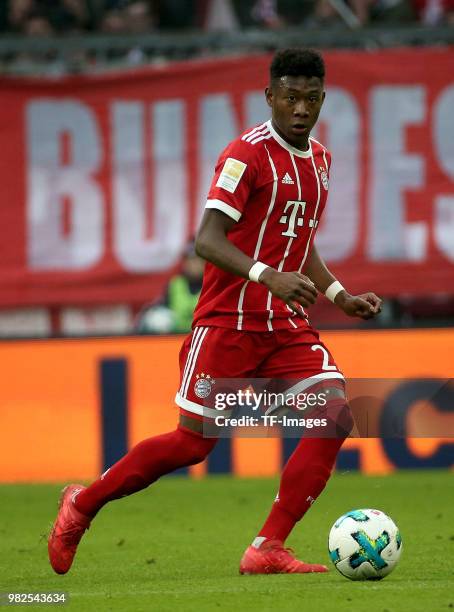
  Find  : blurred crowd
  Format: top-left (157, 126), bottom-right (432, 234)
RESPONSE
top-left (1, 0), bottom-right (453, 36)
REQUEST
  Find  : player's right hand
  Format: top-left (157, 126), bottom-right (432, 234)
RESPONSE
top-left (259, 269), bottom-right (317, 315)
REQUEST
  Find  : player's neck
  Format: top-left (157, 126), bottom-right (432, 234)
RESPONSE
top-left (270, 119), bottom-right (310, 152)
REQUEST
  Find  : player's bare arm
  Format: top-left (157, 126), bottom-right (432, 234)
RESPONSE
top-left (195, 208), bottom-right (317, 315)
top-left (304, 245), bottom-right (382, 320)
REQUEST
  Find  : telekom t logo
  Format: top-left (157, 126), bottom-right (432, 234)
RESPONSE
top-left (280, 200), bottom-right (306, 237)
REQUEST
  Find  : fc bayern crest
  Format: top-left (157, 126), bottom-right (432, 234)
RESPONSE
top-left (194, 373), bottom-right (215, 398)
top-left (318, 166), bottom-right (329, 191)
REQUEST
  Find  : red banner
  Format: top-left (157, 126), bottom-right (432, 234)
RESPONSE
top-left (0, 48), bottom-right (453, 308)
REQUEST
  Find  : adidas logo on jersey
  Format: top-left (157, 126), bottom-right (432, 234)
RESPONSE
top-left (281, 173), bottom-right (294, 185)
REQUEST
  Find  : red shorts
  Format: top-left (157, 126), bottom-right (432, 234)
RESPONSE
top-left (175, 325), bottom-right (344, 418)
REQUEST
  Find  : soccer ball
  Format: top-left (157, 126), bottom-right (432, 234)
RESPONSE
top-left (328, 509), bottom-right (402, 580)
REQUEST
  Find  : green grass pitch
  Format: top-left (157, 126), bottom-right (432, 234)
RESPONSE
top-left (1, 471), bottom-right (453, 611)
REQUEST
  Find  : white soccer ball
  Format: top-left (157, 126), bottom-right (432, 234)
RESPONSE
top-left (328, 509), bottom-right (402, 580)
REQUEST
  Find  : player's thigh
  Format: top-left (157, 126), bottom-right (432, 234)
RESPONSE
top-left (258, 329), bottom-right (353, 434)
top-left (176, 326), bottom-right (263, 422)
top-left (258, 327), bottom-right (343, 383)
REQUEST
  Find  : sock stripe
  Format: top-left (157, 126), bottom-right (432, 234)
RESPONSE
top-left (252, 536), bottom-right (267, 549)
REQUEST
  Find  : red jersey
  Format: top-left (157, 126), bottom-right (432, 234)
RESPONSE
top-left (193, 119), bottom-right (332, 332)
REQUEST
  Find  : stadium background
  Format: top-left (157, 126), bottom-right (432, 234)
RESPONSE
top-left (1, 0), bottom-right (453, 484)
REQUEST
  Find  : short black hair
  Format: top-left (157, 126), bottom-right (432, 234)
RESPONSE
top-left (270, 48), bottom-right (325, 83)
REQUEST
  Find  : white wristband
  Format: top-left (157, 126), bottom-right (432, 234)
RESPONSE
top-left (325, 280), bottom-right (345, 303)
top-left (249, 261), bottom-right (269, 283)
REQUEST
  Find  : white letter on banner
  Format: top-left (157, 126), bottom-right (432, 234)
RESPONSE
top-left (312, 88), bottom-right (359, 262)
top-left (112, 100), bottom-right (187, 271)
top-left (433, 86), bottom-right (454, 261)
top-left (368, 86), bottom-right (426, 261)
top-left (26, 101), bottom-right (103, 269)
top-left (197, 94), bottom-right (237, 224)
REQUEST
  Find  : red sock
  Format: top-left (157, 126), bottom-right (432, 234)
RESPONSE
top-left (74, 425), bottom-right (217, 517)
top-left (257, 437), bottom-right (345, 543)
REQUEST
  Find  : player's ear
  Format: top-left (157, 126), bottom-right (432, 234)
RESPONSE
top-left (265, 86), bottom-right (273, 108)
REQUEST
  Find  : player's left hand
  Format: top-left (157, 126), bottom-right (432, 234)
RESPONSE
top-left (336, 292), bottom-right (382, 320)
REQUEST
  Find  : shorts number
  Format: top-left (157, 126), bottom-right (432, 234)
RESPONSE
top-left (311, 344), bottom-right (337, 371)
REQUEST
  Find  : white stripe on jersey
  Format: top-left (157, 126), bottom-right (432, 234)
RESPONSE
top-left (281, 152), bottom-right (303, 329)
top-left (322, 149), bottom-right (329, 170)
top-left (265, 290), bottom-right (274, 331)
top-left (249, 132), bottom-right (272, 146)
top-left (241, 122), bottom-right (268, 141)
top-left (236, 144), bottom-right (279, 331)
top-left (244, 126), bottom-right (270, 143)
top-left (180, 327), bottom-right (209, 398)
top-left (290, 152), bottom-right (302, 200)
top-left (298, 150), bottom-right (322, 273)
top-left (267, 152), bottom-right (303, 330)
top-left (237, 281), bottom-right (250, 331)
top-left (309, 136), bottom-right (328, 155)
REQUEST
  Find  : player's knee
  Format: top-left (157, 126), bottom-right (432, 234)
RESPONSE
top-left (186, 441), bottom-right (215, 465)
top-left (178, 427), bottom-right (217, 465)
top-left (335, 402), bottom-right (354, 437)
top-left (322, 397), bottom-right (354, 438)
top-left (189, 447), bottom-right (211, 465)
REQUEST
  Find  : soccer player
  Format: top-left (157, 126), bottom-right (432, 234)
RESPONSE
top-left (48, 48), bottom-right (381, 575)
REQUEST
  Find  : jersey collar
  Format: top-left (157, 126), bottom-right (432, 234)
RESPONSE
top-left (267, 120), bottom-right (313, 158)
